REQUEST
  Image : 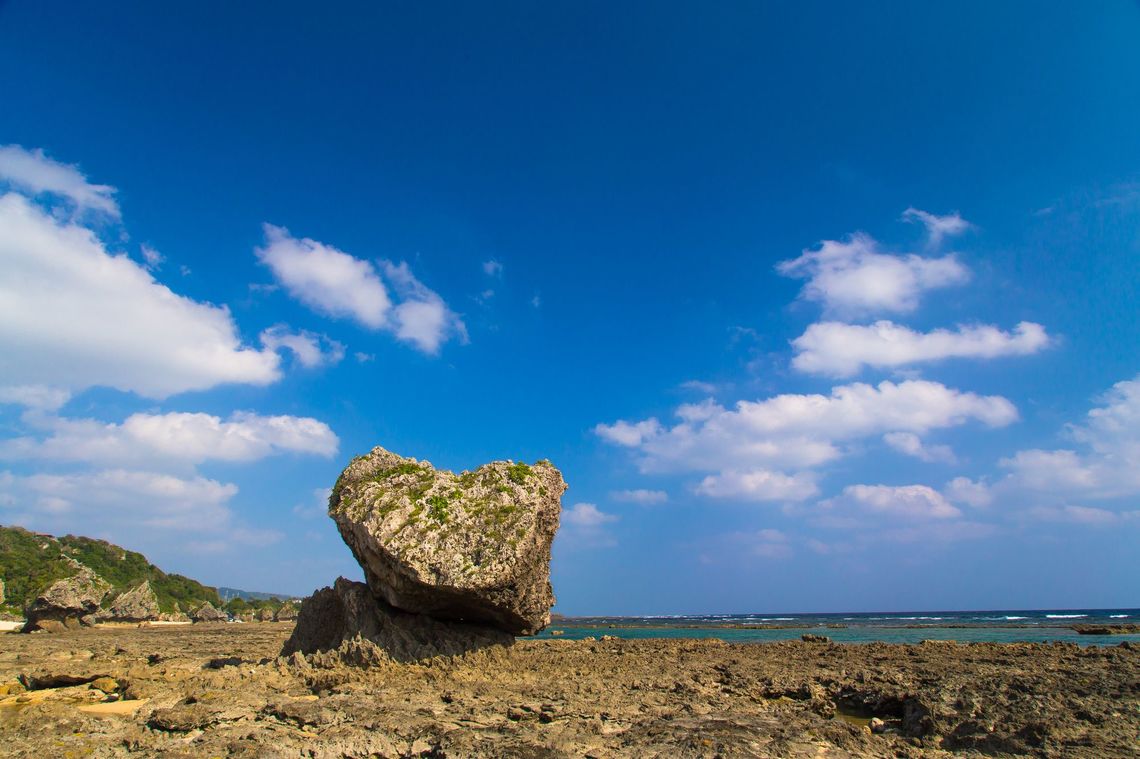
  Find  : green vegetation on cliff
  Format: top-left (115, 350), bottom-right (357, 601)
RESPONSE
top-left (0, 525), bottom-right (220, 615)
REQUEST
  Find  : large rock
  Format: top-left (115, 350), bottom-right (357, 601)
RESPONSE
top-left (329, 447), bottom-right (565, 635)
top-left (282, 578), bottom-right (512, 664)
top-left (190, 602), bottom-right (227, 623)
top-left (23, 567), bottom-right (110, 632)
top-left (99, 581), bottom-right (160, 622)
top-left (274, 601), bottom-right (299, 622)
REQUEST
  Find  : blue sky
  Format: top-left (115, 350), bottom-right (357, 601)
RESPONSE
top-left (1, 2), bottom-right (1138, 613)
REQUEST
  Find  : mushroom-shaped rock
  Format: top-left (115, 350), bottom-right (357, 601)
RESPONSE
top-left (23, 567), bottom-right (110, 632)
top-left (256, 607), bottom-right (275, 622)
top-left (101, 581), bottom-right (160, 622)
top-left (329, 447), bottom-right (565, 635)
top-left (190, 603), bottom-right (227, 623)
top-left (282, 578), bottom-right (513, 664)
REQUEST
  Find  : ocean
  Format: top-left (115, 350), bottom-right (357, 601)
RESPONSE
top-left (535, 608), bottom-right (1140, 646)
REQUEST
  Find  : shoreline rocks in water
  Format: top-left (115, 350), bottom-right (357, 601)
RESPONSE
top-left (1072, 623), bottom-right (1140, 635)
top-left (285, 446), bottom-right (565, 662)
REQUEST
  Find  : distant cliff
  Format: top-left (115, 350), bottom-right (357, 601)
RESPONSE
top-left (0, 525), bottom-right (220, 617)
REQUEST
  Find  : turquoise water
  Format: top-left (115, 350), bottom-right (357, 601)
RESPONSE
top-left (534, 608), bottom-right (1140, 647)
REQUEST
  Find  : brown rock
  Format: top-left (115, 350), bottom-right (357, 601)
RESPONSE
top-left (23, 567), bottom-right (110, 632)
top-left (99, 581), bottom-right (160, 623)
top-left (281, 578), bottom-right (513, 664)
top-left (189, 603), bottom-right (227, 623)
top-left (273, 601), bottom-right (299, 622)
top-left (328, 446), bottom-right (565, 635)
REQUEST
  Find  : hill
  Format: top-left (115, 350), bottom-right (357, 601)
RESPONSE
top-left (0, 525), bottom-right (220, 616)
top-left (217, 586), bottom-right (299, 603)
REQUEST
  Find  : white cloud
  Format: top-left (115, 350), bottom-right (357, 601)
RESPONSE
top-left (260, 325), bottom-right (345, 368)
top-left (753, 529), bottom-right (793, 559)
top-left (293, 487), bottom-right (332, 520)
top-left (695, 469), bottom-right (819, 502)
top-left (256, 224), bottom-right (391, 328)
top-left (883, 431), bottom-right (956, 464)
top-left (901, 207), bottom-right (972, 245)
top-left (944, 477), bottom-right (993, 508)
top-left (791, 320), bottom-right (1050, 377)
top-left (0, 468), bottom-right (281, 552)
top-left (597, 380), bottom-right (1016, 475)
top-left (0, 193), bottom-right (281, 402)
top-left (564, 502), bottom-right (619, 528)
top-left (0, 410), bottom-right (338, 470)
top-left (821, 484), bottom-right (962, 521)
top-left (1000, 375), bottom-right (1140, 500)
top-left (680, 380), bottom-right (717, 394)
top-left (594, 418), bottom-right (663, 447)
top-left (1025, 505), bottom-right (1124, 526)
top-left (0, 145), bottom-right (119, 218)
top-left (482, 259), bottom-right (503, 277)
top-left (256, 226), bottom-right (467, 354)
top-left (0, 385), bottom-right (71, 412)
top-left (380, 261), bottom-right (468, 354)
top-left (560, 502), bottom-right (619, 549)
top-left (610, 488), bottom-right (668, 505)
top-left (354, 351), bottom-right (375, 363)
top-left (776, 233), bottom-right (970, 316)
top-left (140, 244), bottom-right (164, 270)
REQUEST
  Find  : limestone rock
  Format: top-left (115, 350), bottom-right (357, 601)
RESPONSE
top-left (190, 602), bottom-right (227, 623)
top-left (256, 607), bottom-right (275, 622)
top-left (281, 578), bottom-right (513, 664)
top-left (329, 446), bottom-right (565, 635)
top-left (274, 601), bottom-right (299, 622)
top-left (100, 581), bottom-right (160, 622)
top-left (23, 567), bottom-right (110, 632)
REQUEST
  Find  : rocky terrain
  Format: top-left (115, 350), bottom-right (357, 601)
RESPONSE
top-left (0, 624), bottom-right (1136, 757)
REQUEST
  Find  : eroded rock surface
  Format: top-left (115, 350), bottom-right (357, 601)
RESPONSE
top-left (189, 603), bottom-right (227, 623)
top-left (329, 447), bottom-right (565, 635)
top-left (282, 578), bottom-right (513, 664)
top-left (99, 581), bottom-right (160, 623)
top-left (23, 567), bottom-right (110, 632)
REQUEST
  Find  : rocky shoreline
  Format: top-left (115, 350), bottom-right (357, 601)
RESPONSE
top-left (0, 623), bottom-right (1136, 757)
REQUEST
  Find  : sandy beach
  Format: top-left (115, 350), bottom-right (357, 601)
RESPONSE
top-left (0, 623), bottom-right (1136, 758)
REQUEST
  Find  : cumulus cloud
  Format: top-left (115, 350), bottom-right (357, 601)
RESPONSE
top-left (596, 380), bottom-right (1017, 475)
top-left (482, 259), bottom-right (503, 277)
top-left (0, 468), bottom-right (280, 553)
top-left (791, 320), bottom-right (1050, 377)
top-left (380, 261), bottom-right (468, 354)
top-left (0, 145), bottom-right (119, 218)
top-left (1000, 375), bottom-right (1140, 500)
top-left (0, 193), bottom-right (280, 403)
top-left (944, 477), bottom-right (993, 508)
top-left (883, 431), bottom-right (956, 464)
top-left (610, 488), bottom-right (668, 505)
top-left (695, 469), bottom-right (819, 502)
top-left (256, 224), bottom-right (391, 328)
top-left (901, 207), bottom-right (972, 246)
top-left (0, 411), bottom-right (338, 470)
top-left (256, 225), bottom-right (466, 354)
top-left (821, 484), bottom-right (962, 521)
top-left (140, 244), bottom-right (164, 270)
top-left (560, 502), bottom-right (619, 548)
top-left (776, 233), bottom-right (970, 316)
top-left (260, 325), bottom-right (345, 368)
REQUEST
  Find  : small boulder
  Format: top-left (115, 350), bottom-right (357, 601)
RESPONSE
top-left (281, 578), bottom-right (513, 664)
top-left (329, 446), bottom-right (565, 635)
top-left (23, 567), bottom-right (110, 632)
top-left (100, 581), bottom-right (160, 623)
top-left (190, 603), bottom-right (227, 623)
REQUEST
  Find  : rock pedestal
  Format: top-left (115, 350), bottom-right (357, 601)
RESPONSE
top-left (23, 568), bottom-right (110, 632)
top-left (284, 446), bottom-right (565, 663)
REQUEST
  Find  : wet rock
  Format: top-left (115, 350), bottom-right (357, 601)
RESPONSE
top-left (281, 577), bottom-right (513, 664)
top-left (1072, 623), bottom-right (1140, 635)
top-left (190, 602), bottom-right (227, 623)
top-left (801, 633), bottom-right (830, 643)
top-left (329, 446), bottom-right (565, 635)
top-left (23, 566), bottom-right (110, 632)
